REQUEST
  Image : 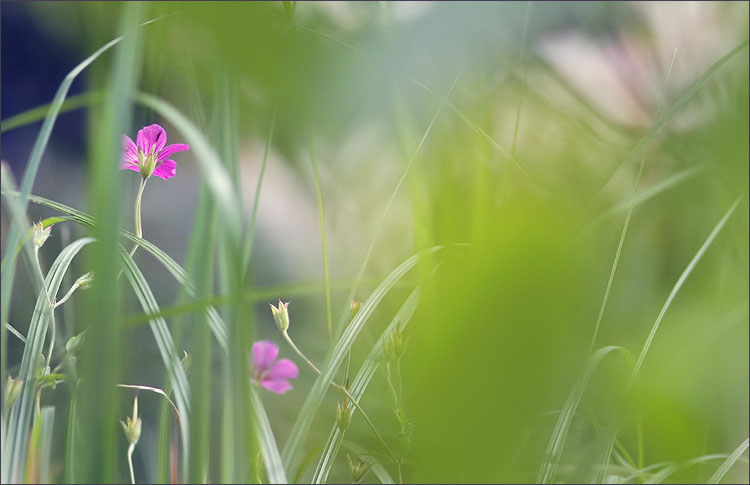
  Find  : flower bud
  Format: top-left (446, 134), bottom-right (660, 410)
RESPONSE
top-left (336, 400), bottom-right (351, 432)
top-left (76, 271), bottom-right (95, 290)
top-left (270, 300), bottom-right (290, 332)
top-left (4, 376), bottom-right (23, 409)
top-left (347, 454), bottom-right (372, 483)
top-left (384, 330), bottom-right (406, 361)
top-left (32, 221), bottom-right (52, 249)
top-left (120, 394), bottom-right (142, 446)
top-left (65, 330), bottom-right (87, 357)
top-left (348, 300), bottom-right (362, 323)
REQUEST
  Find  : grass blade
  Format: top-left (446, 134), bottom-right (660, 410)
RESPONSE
top-left (708, 437), bottom-right (749, 484)
top-left (312, 288), bottom-right (419, 484)
top-left (119, 247), bottom-right (191, 464)
top-left (2, 237), bottom-right (94, 483)
top-left (282, 247), bottom-right (440, 477)
top-left (537, 346), bottom-right (631, 484)
top-left (597, 196), bottom-right (743, 483)
top-left (250, 387), bottom-right (288, 484)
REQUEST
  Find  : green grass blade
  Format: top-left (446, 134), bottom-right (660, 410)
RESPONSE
top-left (242, 105), bottom-right (277, 272)
top-left (19, 192), bottom-right (230, 352)
top-left (309, 135), bottom-right (335, 345)
top-left (250, 387), bottom-right (288, 484)
top-left (282, 247), bottom-right (440, 477)
top-left (597, 197), bottom-right (743, 484)
top-left (537, 346), bottom-right (631, 484)
top-left (2, 237), bottom-right (94, 483)
top-left (0, 13), bottom-right (174, 337)
top-left (312, 289), bottom-right (419, 484)
top-left (708, 438), bottom-right (749, 484)
top-left (628, 196), bottom-right (742, 388)
top-left (119, 247), bottom-right (191, 467)
top-left (1, 91), bottom-right (103, 133)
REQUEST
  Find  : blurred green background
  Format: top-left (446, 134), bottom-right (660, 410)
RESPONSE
top-left (1, 2), bottom-right (748, 483)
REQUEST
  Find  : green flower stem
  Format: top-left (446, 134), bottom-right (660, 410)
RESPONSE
top-left (281, 331), bottom-right (398, 462)
top-left (126, 442), bottom-right (136, 484)
top-left (131, 177), bottom-right (147, 257)
top-left (53, 273), bottom-right (91, 309)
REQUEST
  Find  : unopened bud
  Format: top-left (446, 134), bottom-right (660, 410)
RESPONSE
top-left (66, 330), bottom-right (87, 357)
top-left (336, 400), bottom-right (351, 431)
top-left (347, 454), bottom-right (371, 483)
top-left (4, 376), bottom-right (23, 409)
top-left (120, 394), bottom-right (142, 446)
top-left (348, 300), bottom-right (362, 323)
top-left (270, 300), bottom-right (290, 332)
top-left (384, 330), bottom-right (407, 361)
top-left (76, 271), bottom-right (94, 290)
top-left (32, 221), bottom-right (52, 249)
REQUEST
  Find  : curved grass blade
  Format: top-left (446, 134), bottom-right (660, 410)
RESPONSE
top-left (537, 346), bottom-right (631, 484)
top-left (282, 247), bottom-right (440, 477)
top-left (2, 237), bottom-right (94, 483)
top-left (119, 247), bottom-right (191, 457)
top-left (0, 12), bottom-right (176, 339)
top-left (628, 196), bottom-right (742, 388)
top-left (16, 194), bottom-right (286, 482)
top-left (18, 192), bottom-right (229, 351)
top-left (708, 437), bottom-right (749, 484)
top-left (312, 289), bottom-right (419, 484)
top-left (597, 197), bottom-right (744, 484)
top-left (250, 387), bottom-right (288, 484)
top-left (1, 91), bottom-right (103, 133)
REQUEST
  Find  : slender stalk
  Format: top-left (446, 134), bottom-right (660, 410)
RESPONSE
top-left (33, 248), bottom-right (57, 373)
top-left (281, 331), bottom-right (398, 462)
top-left (127, 443), bottom-right (136, 484)
top-left (131, 178), bottom-right (147, 257)
top-left (308, 134), bottom-right (334, 346)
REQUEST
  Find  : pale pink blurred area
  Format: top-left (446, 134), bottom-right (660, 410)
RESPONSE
top-left (538, 1), bottom-right (748, 130)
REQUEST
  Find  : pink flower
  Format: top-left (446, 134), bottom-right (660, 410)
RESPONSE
top-left (251, 340), bottom-right (299, 394)
top-left (121, 124), bottom-right (189, 180)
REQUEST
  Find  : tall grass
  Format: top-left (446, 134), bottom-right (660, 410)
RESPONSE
top-left (2, 2), bottom-right (747, 484)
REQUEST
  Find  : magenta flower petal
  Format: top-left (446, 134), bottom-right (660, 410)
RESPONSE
top-left (121, 124), bottom-right (188, 180)
top-left (122, 135), bottom-right (138, 159)
top-left (252, 340), bottom-right (280, 372)
top-left (157, 143), bottom-right (190, 162)
top-left (152, 160), bottom-right (177, 180)
top-left (260, 379), bottom-right (293, 394)
top-left (136, 124), bottom-right (167, 155)
top-left (266, 358), bottom-right (299, 381)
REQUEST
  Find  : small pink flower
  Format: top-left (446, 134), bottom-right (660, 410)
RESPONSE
top-left (121, 124), bottom-right (189, 180)
top-left (251, 340), bottom-right (299, 394)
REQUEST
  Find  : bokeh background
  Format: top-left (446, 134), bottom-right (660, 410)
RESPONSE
top-left (2, 2), bottom-right (748, 483)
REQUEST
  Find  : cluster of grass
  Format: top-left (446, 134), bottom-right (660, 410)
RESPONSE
top-left (1, 2), bottom-right (748, 484)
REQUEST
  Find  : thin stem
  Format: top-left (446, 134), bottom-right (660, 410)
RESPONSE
top-left (281, 331), bottom-right (398, 462)
top-left (127, 442), bottom-right (136, 484)
top-left (386, 362), bottom-right (399, 407)
top-left (131, 177), bottom-right (147, 257)
top-left (309, 134), bottom-right (334, 346)
top-left (53, 272), bottom-right (91, 309)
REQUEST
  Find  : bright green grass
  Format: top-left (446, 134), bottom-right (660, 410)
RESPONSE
top-left (1, 2), bottom-right (748, 484)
